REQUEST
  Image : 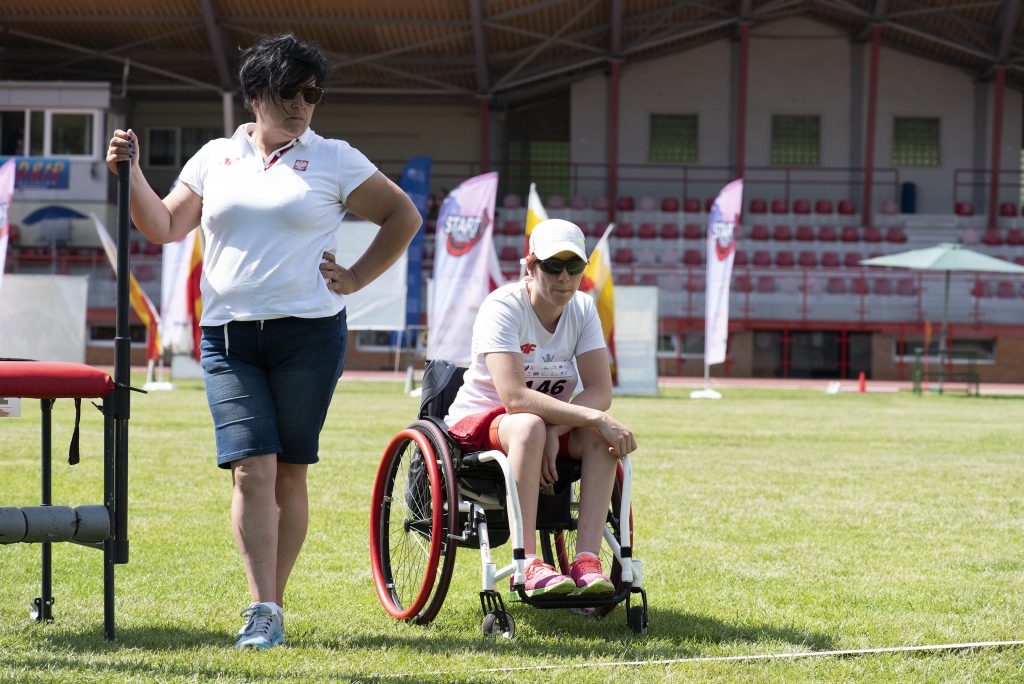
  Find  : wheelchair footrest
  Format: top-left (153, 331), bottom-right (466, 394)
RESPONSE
top-left (509, 582), bottom-right (634, 610)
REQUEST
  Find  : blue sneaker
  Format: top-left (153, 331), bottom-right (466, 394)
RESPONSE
top-left (235, 603), bottom-right (284, 650)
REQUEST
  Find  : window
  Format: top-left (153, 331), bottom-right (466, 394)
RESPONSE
top-left (0, 108), bottom-right (100, 158)
top-left (656, 332), bottom-right (705, 358)
top-left (771, 115), bottom-right (820, 165)
top-left (182, 127), bottom-right (223, 161)
top-left (894, 338), bottom-right (995, 364)
top-left (649, 114), bottom-right (698, 163)
top-left (50, 113), bottom-right (94, 156)
top-left (147, 128), bottom-right (180, 168)
top-left (506, 140), bottom-right (569, 199)
top-left (892, 117), bottom-right (939, 166)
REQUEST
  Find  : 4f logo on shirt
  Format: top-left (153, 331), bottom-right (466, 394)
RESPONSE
top-left (293, 160), bottom-right (308, 171)
top-left (520, 343), bottom-right (537, 354)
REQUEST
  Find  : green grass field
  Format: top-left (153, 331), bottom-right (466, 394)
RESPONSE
top-left (1, 378), bottom-right (1023, 682)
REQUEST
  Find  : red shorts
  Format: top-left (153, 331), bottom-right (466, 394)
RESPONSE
top-left (448, 407), bottom-right (571, 458)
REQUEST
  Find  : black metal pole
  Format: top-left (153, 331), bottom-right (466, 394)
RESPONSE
top-left (103, 392), bottom-right (115, 641)
top-left (114, 162), bottom-right (130, 567)
top-left (35, 399), bottom-right (55, 623)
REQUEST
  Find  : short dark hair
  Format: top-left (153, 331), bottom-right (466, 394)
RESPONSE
top-left (238, 34), bottom-right (328, 114)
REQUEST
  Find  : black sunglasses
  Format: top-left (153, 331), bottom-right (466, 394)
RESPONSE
top-left (278, 85), bottom-right (325, 105)
top-left (537, 256), bottom-right (587, 276)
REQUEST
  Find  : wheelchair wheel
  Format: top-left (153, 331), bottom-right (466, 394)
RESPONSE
top-left (370, 420), bottom-right (459, 624)
top-left (541, 462), bottom-right (632, 618)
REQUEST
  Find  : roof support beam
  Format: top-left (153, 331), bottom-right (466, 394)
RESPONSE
top-left (199, 0), bottom-right (233, 91)
top-left (493, 0), bottom-right (601, 89)
top-left (624, 17), bottom-right (738, 56)
top-left (6, 27), bottom-right (220, 92)
top-left (469, 0), bottom-right (490, 92)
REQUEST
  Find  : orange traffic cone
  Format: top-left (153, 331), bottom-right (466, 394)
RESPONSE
top-left (857, 371), bottom-right (866, 394)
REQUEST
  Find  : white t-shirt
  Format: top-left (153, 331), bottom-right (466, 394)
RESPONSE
top-left (179, 123), bottom-right (377, 325)
top-left (444, 279), bottom-right (607, 425)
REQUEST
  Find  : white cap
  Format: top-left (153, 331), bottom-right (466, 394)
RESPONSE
top-left (529, 219), bottom-right (587, 261)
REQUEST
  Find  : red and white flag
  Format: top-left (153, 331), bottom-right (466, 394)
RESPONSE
top-left (0, 159), bottom-right (15, 295)
top-left (428, 172), bottom-right (503, 364)
top-left (703, 179), bottom-right (743, 366)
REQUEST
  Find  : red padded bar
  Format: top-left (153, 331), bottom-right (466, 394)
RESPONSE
top-left (0, 362), bottom-right (115, 399)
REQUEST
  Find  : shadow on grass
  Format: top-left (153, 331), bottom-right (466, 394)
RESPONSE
top-left (336, 608), bottom-right (835, 658)
top-left (38, 623), bottom-right (228, 652)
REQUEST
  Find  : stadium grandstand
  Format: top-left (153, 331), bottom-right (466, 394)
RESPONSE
top-left (1, 0), bottom-right (1022, 383)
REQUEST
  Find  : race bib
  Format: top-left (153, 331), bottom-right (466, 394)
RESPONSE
top-left (524, 361), bottom-right (577, 401)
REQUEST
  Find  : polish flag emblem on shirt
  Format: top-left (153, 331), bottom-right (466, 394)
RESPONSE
top-left (293, 160), bottom-right (308, 171)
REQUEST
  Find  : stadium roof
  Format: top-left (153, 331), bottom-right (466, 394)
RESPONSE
top-left (2, 0), bottom-right (1022, 104)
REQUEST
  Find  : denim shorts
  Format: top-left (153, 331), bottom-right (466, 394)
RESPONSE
top-left (199, 311), bottom-right (348, 469)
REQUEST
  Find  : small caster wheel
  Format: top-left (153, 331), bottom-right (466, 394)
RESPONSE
top-left (482, 610), bottom-right (515, 638)
top-left (627, 605), bottom-right (647, 634)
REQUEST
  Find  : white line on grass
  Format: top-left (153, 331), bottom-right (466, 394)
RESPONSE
top-left (381, 640), bottom-right (1024, 678)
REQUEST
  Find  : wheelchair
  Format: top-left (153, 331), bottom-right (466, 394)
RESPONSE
top-left (369, 360), bottom-right (648, 637)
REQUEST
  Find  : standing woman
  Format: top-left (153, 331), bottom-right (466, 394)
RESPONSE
top-left (444, 218), bottom-right (637, 599)
top-left (106, 34), bottom-right (421, 649)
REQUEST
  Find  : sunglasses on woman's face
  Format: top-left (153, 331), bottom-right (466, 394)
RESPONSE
top-left (278, 85), bottom-right (325, 105)
top-left (537, 257), bottom-right (587, 276)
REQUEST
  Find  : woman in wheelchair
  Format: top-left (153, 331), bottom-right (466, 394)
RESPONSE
top-left (443, 218), bottom-right (637, 599)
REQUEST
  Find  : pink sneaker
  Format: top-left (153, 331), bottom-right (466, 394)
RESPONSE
top-left (569, 555), bottom-right (615, 595)
top-left (516, 558), bottom-right (575, 598)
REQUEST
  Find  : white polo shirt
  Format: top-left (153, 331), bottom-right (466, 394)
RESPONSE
top-left (179, 123), bottom-right (377, 325)
top-left (444, 279), bottom-right (607, 426)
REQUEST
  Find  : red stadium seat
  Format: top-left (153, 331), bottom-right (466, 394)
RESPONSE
top-left (639, 196), bottom-right (657, 212)
top-left (683, 249), bottom-right (702, 266)
top-left (8, 224), bottom-right (20, 244)
top-left (821, 252), bottom-right (841, 268)
top-left (637, 272), bottom-right (658, 286)
top-left (996, 281), bottom-right (1017, 299)
top-left (795, 225), bottom-right (815, 242)
top-left (502, 193), bottom-right (522, 209)
top-left (840, 226), bottom-right (860, 243)
top-left (815, 199), bottom-right (834, 215)
top-left (896, 279), bottom-right (917, 297)
top-left (971, 280), bottom-right (993, 297)
top-left (771, 199), bottom-right (788, 214)
top-left (704, 198), bottom-right (715, 213)
top-left (734, 250), bottom-right (749, 266)
top-left (1007, 229), bottom-right (1024, 246)
top-left (616, 196), bottom-right (636, 211)
top-left (1014, 256), bottom-right (1024, 266)
top-left (863, 226), bottom-right (882, 243)
top-left (852, 277), bottom-right (869, 295)
top-left (637, 223), bottom-right (658, 240)
top-left (735, 274), bottom-right (753, 293)
top-left (837, 200), bottom-right (856, 216)
top-left (772, 224), bottom-right (793, 241)
top-left (873, 278), bottom-right (893, 295)
top-left (955, 201), bottom-right (974, 216)
top-left (546, 194), bottom-right (566, 209)
top-left (499, 245), bottom-right (520, 262)
top-left (661, 197), bottom-right (680, 212)
top-left (826, 277), bottom-right (846, 294)
top-left (130, 240), bottom-right (142, 255)
top-left (660, 223), bottom-right (680, 240)
top-left (774, 252), bottom-right (795, 268)
top-left (843, 252), bottom-right (863, 268)
top-left (999, 202), bottom-right (1018, 217)
top-left (612, 248), bottom-right (634, 264)
top-left (982, 229), bottom-right (1003, 246)
top-left (793, 199), bottom-right (811, 215)
top-left (616, 222), bottom-right (634, 239)
top-left (592, 195), bottom-right (609, 211)
top-left (818, 225), bottom-right (838, 242)
top-left (752, 250), bottom-right (772, 267)
top-left (683, 198), bottom-right (702, 213)
top-left (885, 227), bottom-right (907, 243)
top-left (571, 195), bottom-right (588, 210)
top-left (749, 199), bottom-right (767, 214)
top-left (756, 276), bottom-right (776, 293)
top-left (797, 251), bottom-right (817, 268)
top-left (683, 223), bottom-right (704, 240)
top-left (143, 241), bottom-right (162, 256)
top-left (617, 273), bottom-right (635, 285)
top-left (500, 220), bottom-right (520, 236)
top-left (750, 224), bottom-right (770, 241)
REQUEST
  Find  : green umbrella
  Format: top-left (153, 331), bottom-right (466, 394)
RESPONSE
top-left (861, 243), bottom-right (1024, 392)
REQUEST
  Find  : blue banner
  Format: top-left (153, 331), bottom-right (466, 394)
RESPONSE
top-left (398, 155), bottom-right (432, 341)
top-left (0, 157), bottom-right (72, 189)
